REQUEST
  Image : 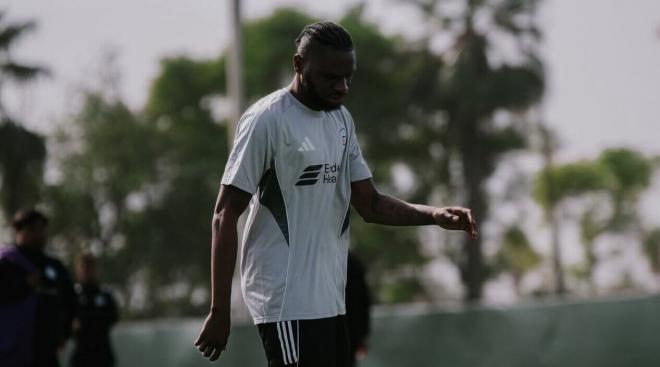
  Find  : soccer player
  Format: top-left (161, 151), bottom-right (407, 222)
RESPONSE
top-left (195, 22), bottom-right (477, 366)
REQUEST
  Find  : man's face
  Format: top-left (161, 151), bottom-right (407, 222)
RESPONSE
top-left (76, 260), bottom-right (96, 284)
top-left (297, 46), bottom-right (356, 110)
top-left (15, 221), bottom-right (47, 250)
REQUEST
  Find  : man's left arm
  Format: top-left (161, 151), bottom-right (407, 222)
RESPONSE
top-left (350, 178), bottom-right (477, 239)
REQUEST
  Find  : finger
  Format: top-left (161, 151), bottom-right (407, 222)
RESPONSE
top-left (203, 346), bottom-right (215, 358)
top-left (447, 207), bottom-right (463, 214)
top-left (440, 212), bottom-right (454, 223)
top-left (210, 347), bottom-right (223, 361)
top-left (204, 345), bottom-right (217, 357)
top-left (194, 335), bottom-right (203, 346)
top-left (197, 342), bottom-right (208, 352)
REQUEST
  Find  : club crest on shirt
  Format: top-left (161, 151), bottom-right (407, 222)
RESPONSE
top-left (339, 128), bottom-right (347, 147)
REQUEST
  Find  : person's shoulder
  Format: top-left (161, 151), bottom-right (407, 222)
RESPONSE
top-left (338, 105), bottom-right (353, 118)
top-left (99, 286), bottom-right (118, 302)
top-left (243, 88), bottom-right (291, 125)
top-left (332, 105), bottom-right (355, 127)
top-left (0, 244), bottom-right (17, 259)
top-left (43, 254), bottom-right (66, 267)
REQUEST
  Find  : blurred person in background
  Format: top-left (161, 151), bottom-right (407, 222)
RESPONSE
top-left (0, 226), bottom-right (40, 367)
top-left (345, 251), bottom-right (371, 367)
top-left (70, 253), bottom-right (118, 367)
top-left (195, 21), bottom-right (477, 366)
top-left (6, 209), bottom-right (76, 367)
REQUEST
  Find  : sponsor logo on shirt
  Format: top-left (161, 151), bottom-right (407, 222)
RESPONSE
top-left (295, 163), bottom-right (341, 186)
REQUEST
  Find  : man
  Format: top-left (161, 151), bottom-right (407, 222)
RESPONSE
top-left (70, 253), bottom-right (118, 367)
top-left (8, 209), bottom-right (77, 367)
top-left (0, 233), bottom-right (39, 367)
top-left (195, 22), bottom-right (477, 366)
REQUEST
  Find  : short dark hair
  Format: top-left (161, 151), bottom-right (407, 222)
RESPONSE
top-left (12, 208), bottom-right (48, 230)
top-left (295, 21), bottom-right (354, 56)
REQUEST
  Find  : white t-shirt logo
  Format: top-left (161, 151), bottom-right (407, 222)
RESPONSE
top-left (297, 136), bottom-right (316, 152)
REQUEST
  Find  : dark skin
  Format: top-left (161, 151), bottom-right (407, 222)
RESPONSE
top-left (15, 220), bottom-right (48, 252)
top-left (194, 44), bottom-right (477, 362)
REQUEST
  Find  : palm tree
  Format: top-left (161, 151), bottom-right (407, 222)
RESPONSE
top-left (0, 11), bottom-right (48, 219)
top-left (410, 0), bottom-right (545, 301)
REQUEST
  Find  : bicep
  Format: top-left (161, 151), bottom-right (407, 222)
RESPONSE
top-left (214, 184), bottom-right (252, 219)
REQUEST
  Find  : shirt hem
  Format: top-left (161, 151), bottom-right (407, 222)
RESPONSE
top-left (252, 310), bottom-right (346, 325)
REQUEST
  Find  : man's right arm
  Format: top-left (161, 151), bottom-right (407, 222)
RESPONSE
top-left (194, 184), bottom-right (251, 362)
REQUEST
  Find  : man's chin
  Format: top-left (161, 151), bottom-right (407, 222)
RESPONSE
top-left (322, 99), bottom-right (343, 111)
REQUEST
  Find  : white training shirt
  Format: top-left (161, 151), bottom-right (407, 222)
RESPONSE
top-left (221, 88), bottom-right (372, 324)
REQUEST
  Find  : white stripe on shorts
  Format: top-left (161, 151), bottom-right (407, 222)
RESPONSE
top-left (276, 322), bottom-right (291, 364)
top-left (286, 321), bottom-right (298, 362)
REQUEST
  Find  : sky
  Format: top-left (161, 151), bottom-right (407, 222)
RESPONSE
top-left (2, 0), bottom-right (660, 300)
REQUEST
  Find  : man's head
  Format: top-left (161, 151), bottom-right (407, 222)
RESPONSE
top-left (12, 209), bottom-right (48, 251)
top-left (293, 22), bottom-right (356, 110)
top-left (75, 252), bottom-right (97, 285)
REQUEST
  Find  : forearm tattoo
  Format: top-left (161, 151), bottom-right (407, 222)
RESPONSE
top-left (369, 193), bottom-right (435, 226)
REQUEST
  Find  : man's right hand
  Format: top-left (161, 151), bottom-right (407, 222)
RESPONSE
top-left (194, 309), bottom-right (230, 361)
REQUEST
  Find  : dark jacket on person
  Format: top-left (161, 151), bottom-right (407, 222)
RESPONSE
top-left (0, 245), bottom-right (39, 367)
top-left (18, 246), bottom-right (77, 367)
top-left (71, 283), bottom-right (118, 367)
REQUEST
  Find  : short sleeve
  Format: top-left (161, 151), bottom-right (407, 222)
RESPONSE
top-left (346, 112), bottom-right (372, 182)
top-left (221, 110), bottom-right (273, 194)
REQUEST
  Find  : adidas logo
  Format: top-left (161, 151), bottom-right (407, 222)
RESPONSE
top-left (297, 137), bottom-right (316, 152)
top-left (295, 164), bottom-right (323, 186)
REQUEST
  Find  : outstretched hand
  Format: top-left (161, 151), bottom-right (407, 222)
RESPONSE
top-left (432, 207), bottom-right (478, 240)
top-left (194, 310), bottom-right (230, 361)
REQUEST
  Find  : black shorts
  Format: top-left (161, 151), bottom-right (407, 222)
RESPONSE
top-left (256, 315), bottom-right (350, 367)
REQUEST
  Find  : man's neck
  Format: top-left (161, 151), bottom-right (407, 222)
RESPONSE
top-left (289, 77), bottom-right (322, 111)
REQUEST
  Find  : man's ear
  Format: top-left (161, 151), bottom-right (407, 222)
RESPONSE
top-left (293, 54), bottom-right (304, 74)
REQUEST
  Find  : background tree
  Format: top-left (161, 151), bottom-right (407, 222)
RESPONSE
top-left (0, 11), bottom-right (48, 222)
top-left (642, 228), bottom-right (660, 283)
top-left (534, 148), bottom-right (657, 294)
top-left (493, 225), bottom-right (541, 296)
top-left (403, 0), bottom-right (545, 301)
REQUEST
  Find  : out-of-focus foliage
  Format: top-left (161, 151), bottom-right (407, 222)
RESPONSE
top-left (48, 52), bottom-right (228, 317)
top-left (533, 161), bottom-right (609, 209)
top-left (404, 0), bottom-right (545, 301)
top-left (533, 148), bottom-right (658, 291)
top-left (643, 228), bottom-right (660, 274)
top-left (0, 121), bottom-right (46, 219)
top-left (493, 226), bottom-right (541, 293)
top-left (0, 11), bottom-right (48, 222)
